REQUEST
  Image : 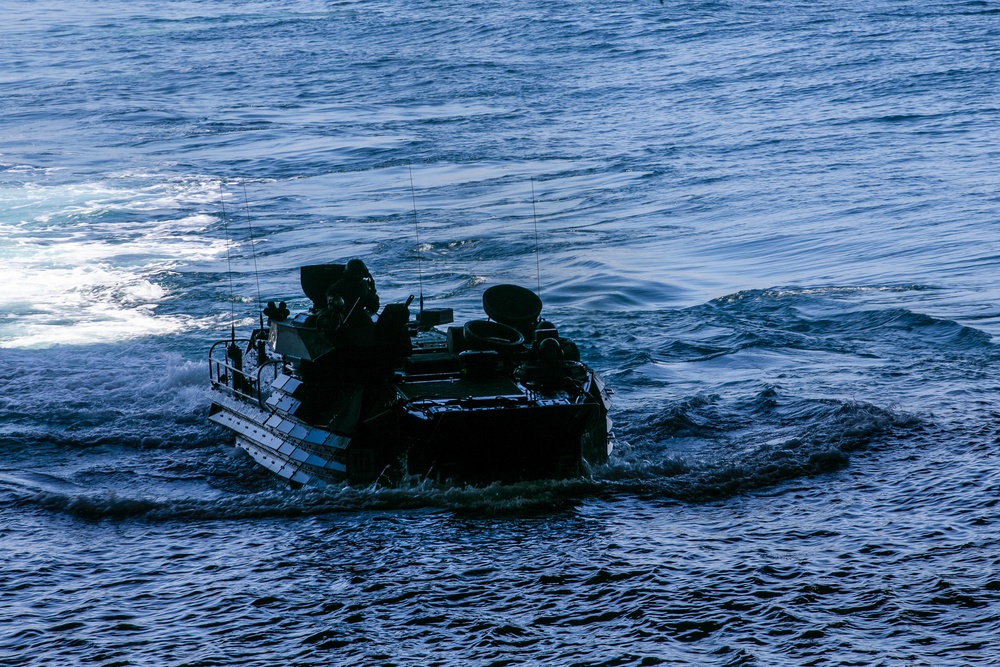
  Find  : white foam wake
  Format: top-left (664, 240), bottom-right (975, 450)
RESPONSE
top-left (1, 173), bottom-right (230, 348)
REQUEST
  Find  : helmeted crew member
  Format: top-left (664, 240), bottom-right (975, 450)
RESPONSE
top-left (326, 259), bottom-right (380, 326)
top-left (315, 259), bottom-right (379, 347)
top-left (316, 294), bottom-right (346, 336)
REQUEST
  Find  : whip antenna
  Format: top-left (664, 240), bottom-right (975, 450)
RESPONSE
top-left (408, 163), bottom-right (424, 316)
top-left (241, 178), bottom-right (265, 329)
top-left (530, 176), bottom-right (541, 296)
top-left (219, 180), bottom-right (237, 342)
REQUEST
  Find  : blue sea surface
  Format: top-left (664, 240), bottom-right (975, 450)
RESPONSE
top-left (3, 1), bottom-right (1000, 664)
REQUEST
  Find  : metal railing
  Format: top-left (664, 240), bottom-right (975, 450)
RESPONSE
top-left (209, 339), bottom-right (282, 409)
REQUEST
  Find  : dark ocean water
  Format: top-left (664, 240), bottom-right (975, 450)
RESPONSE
top-left (3, 1), bottom-right (1000, 664)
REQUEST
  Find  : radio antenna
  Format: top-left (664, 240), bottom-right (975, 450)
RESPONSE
top-left (530, 176), bottom-right (542, 296)
top-left (241, 178), bottom-right (264, 329)
top-left (408, 163), bottom-right (425, 316)
top-left (219, 180), bottom-right (236, 342)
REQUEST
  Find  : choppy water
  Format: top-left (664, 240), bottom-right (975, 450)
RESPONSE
top-left (3, 1), bottom-right (1000, 664)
